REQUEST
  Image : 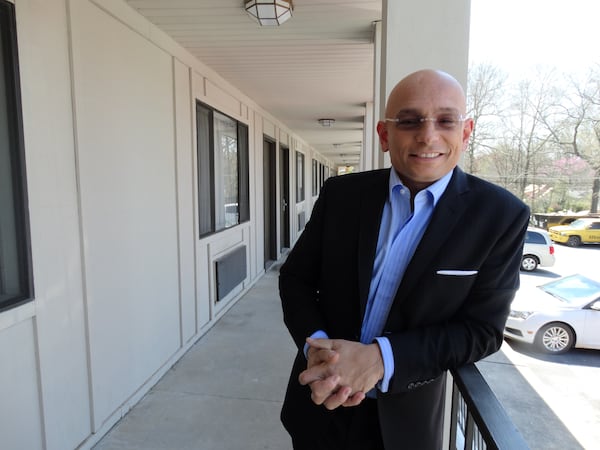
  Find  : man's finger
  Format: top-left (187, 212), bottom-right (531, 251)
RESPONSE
top-left (299, 366), bottom-right (339, 386)
top-left (306, 350), bottom-right (338, 371)
top-left (306, 337), bottom-right (334, 350)
top-left (342, 391), bottom-right (366, 407)
top-left (323, 385), bottom-right (352, 410)
top-left (307, 376), bottom-right (341, 405)
top-left (307, 348), bottom-right (337, 366)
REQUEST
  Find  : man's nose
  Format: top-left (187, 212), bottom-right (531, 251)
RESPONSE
top-left (415, 120), bottom-right (440, 143)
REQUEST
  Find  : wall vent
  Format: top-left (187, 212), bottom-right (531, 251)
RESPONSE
top-left (215, 246), bottom-right (247, 302)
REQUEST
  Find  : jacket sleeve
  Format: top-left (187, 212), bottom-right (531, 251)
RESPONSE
top-left (279, 171), bottom-right (387, 352)
top-left (279, 182), bottom-right (329, 351)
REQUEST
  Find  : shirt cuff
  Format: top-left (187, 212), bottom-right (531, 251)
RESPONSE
top-left (374, 337), bottom-right (394, 393)
top-left (303, 330), bottom-right (329, 359)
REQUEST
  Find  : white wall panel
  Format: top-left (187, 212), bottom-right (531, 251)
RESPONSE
top-left (205, 79), bottom-right (243, 121)
top-left (16, 1), bottom-right (92, 449)
top-left (173, 59), bottom-right (197, 344)
top-left (246, 111), bottom-right (259, 281)
top-left (192, 70), bottom-right (207, 99)
top-left (69, 0), bottom-right (180, 427)
top-left (263, 118), bottom-right (276, 140)
top-left (279, 130), bottom-right (289, 147)
top-left (253, 113), bottom-right (266, 272)
top-left (195, 239), bottom-right (211, 330)
top-left (0, 319), bottom-right (44, 450)
top-left (241, 103), bottom-right (249, 121)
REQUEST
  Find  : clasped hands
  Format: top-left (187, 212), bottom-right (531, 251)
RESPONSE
top-left (299, 337), bottom-right (384, 410)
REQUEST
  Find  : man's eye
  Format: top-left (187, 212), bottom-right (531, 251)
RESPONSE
top-left (437, 116), bottom-right (459, 127)
top-left (397, 118), bottom-right (421, 127)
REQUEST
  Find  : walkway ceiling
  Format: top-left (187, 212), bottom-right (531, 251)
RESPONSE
top-left (125, 0), bottom-right (382, 167)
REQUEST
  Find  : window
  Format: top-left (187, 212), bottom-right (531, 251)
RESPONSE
top-left (296, 151), bottom-right (305, 202)
top-left (525, 231), bottom-right (546, 245)
top-left (196, 102), bottom-right (249, 237)
top-left (0, 1), bottom-right (32, 312)
top-left (312, 159), bottom-right (318, 196)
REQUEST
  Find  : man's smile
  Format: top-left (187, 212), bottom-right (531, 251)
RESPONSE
top-left (412, 152), bottom-right (443, 159)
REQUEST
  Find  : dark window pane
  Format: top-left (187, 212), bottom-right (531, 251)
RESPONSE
top-left (312, 159), bottom-right (318, 196)
top-left (197, 103), bottom-right (214, 237)
top-left (238, 123), bottom-right (249, 223)
top-left (525, 231), bottom-right (546, 245)
top-left (0, 1), bottom-right (31, 311)
top-left (296, 152), bottom-right (304, 202)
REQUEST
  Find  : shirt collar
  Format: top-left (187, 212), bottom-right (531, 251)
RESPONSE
top-left (389, 168), bottom-right (453, 207)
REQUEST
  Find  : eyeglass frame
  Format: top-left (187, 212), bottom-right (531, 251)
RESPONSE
top-left (384, 113), bottom-right (469, 131)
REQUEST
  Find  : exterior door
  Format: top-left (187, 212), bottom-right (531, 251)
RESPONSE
top-left (263, 138), bottom-right (277, 269)
top-left (280, 146), bottom-right (290, 250)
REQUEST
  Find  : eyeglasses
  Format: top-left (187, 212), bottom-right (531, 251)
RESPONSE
top-left (385, 113), bottom-right (467, 131)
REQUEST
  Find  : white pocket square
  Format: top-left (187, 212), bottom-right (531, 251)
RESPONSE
top-left (436, 270), bottom-right (478, 276)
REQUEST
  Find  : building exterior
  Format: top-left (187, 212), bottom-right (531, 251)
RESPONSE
top-left (0, 1), bottom-right (470, 449)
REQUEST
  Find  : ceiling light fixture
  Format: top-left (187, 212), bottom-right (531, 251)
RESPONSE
top-left (245, 0), bottom-right (294, 26)
top-left (318, 118), bottom-right (335, 127)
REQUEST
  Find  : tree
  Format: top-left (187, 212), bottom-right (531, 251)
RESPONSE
top-left (467, 64), bottom-right (600, 213)
top-left (499, 69), bottom-right (558, 201)
top-left (543, 155), bottom-right (594, 212)
top-left (544, 67), bottom-right (600, 213)
top-left (466, 63), bottom-right (507, 174)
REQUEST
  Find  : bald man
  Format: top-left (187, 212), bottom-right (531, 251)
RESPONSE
top-left (279, 69), bottom-right (529, 449)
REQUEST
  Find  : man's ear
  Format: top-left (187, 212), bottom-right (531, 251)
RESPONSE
top-left (376, 121), bottom-right (389, 153)
top-left (462, 118), bottom-right (474, 150)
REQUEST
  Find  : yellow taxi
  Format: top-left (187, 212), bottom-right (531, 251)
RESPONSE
top-left (549, 218), bottom-right (600, 247)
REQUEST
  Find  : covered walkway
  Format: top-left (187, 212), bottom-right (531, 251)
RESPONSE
top-left (93, 265), bottom-right (294, 450)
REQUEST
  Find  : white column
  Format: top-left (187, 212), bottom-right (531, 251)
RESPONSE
top-left (376, 0), bottom-right (472, 167)
top-left (362, 101), bottom-right (374, 171)
top-left (371, 20), bottom-right (387, 169)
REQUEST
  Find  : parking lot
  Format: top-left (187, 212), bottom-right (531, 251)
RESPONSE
top-left (477, 241), bottom-right (600, 450)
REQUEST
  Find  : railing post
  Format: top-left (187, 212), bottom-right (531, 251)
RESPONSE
top-left (445, 364), bottom-right (530, 450)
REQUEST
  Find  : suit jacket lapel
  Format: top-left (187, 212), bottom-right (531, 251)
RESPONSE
top-left (357, 169), bottom-right (389, 317)
top-left (396, 168), bottom-right (470, 299)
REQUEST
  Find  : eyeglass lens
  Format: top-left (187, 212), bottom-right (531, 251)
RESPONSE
top-left (390, 114), bottom-right (464, 130)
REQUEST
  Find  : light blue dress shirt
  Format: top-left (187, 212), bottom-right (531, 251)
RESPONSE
top-left (307, 168), bottom-right (452, 394)
top-left (362, 168), bottom-right (452, 392)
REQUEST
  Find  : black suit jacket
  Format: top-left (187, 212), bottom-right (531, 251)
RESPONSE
top-left (279, 167), bottom-right (530, 449)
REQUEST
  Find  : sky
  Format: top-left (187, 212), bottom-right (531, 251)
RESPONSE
top-left (469, 0), bottom-right (600, 77)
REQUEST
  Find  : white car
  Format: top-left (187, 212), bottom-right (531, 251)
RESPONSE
top-left (521, 227), bottom-right (555, 272)
top-left (504, 274), bottom-right (600, 354)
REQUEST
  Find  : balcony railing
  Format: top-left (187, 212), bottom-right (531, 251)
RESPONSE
top-left (444, 364), bottom-right (530, 450)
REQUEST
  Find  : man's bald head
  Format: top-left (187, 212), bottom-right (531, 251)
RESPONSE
top-left (385, 69), bottom-right (467, 119)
